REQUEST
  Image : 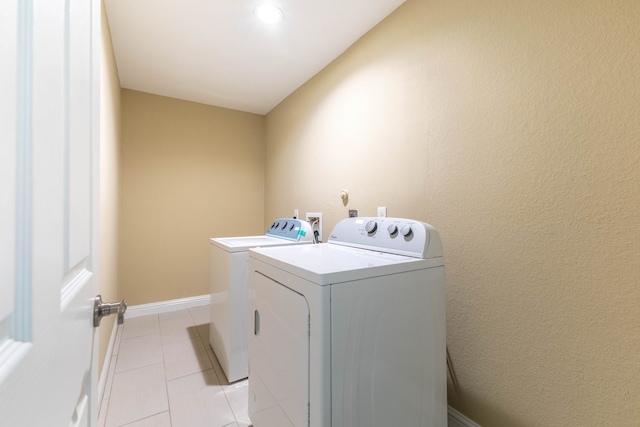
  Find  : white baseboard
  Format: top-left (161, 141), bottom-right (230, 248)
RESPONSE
top-left (124, 294), bottom-right (211, 319)
top-left (448, 405), bottom-right (481, 427)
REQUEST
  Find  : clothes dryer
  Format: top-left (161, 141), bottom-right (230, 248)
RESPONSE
top-left (209, 218), bottom-right (313, 382)
top-left (248, 217), bottom-right (446, 427)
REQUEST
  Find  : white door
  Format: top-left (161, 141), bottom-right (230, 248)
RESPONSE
top-left (0, 0), bottom-right (101, 426)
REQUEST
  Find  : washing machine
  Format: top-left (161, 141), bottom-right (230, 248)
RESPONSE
top-left (209, 218), bottom-right (314, 383)
top-left (247, 217), bottom-right (446, 427)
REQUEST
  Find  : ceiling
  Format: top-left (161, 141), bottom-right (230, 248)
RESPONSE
top-left (104, 0), bottom-right (407, 115)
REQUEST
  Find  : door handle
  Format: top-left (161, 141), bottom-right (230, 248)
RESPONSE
top-left (254, 309), bottom-right (260, 335)
top-left (93, 295), bottom-right (127, 327)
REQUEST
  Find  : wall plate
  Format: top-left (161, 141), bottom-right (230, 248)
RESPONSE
top-left (305, 212), bottom-right (322, 243)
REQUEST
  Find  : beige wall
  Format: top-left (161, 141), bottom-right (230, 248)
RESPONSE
top-left (265, 0), bottom-right (640, 425)
top-left (119, 90), bottom-right (265, 305)
top-left (98, 0), bottom-right (121, 378)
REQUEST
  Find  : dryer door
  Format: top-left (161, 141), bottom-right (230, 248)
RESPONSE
top-left (249, 272), bottom-right (310, 427)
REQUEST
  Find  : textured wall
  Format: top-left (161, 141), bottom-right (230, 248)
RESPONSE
top-left (98, 0), bottom-right (121, 377)
top-left (264, 0), bottom-right (640, 425)
top-left (119, 90), bottom-right (265, 305)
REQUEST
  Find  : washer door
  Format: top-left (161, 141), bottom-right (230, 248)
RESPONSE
top-left (249, 272), bottom-right (310, 427)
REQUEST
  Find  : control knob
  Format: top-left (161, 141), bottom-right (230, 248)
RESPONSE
top-left (365, 220), bottom-right (378, 234)
top-left (387, 224), bottom-right (398, 235)
top-left (281, 221), bottom-right (288, 230)
top-left (400, 224), bottom-right (413, 237)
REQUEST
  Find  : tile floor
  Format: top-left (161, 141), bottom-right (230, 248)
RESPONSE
top-left (98, 305), bottom-right (251, 427)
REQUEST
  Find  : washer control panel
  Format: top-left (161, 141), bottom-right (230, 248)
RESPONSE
top-left (266, 218), bottom-right (314, 242)
top-left (328, 217), bottom-right (443, 259)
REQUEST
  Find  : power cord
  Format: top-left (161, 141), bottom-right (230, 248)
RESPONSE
top-left (446, 345), bottom-right (461, 394)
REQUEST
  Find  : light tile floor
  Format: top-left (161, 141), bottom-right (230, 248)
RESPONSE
top-left (98, 306), bottom-right (251, 427)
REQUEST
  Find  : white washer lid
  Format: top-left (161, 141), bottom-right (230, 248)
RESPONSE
top-left (250, 243), bottom-right (443, 285)
top-left (210, 235), bottom-right (310, 253)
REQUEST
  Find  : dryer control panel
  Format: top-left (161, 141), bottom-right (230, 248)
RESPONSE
top-left (328, 217), bottom-right (443, 259)
top-left (266, 218), bottom-right (314, 242)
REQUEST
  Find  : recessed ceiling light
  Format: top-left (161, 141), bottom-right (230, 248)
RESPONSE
top-left (254, 3), bottom-right (284, 24)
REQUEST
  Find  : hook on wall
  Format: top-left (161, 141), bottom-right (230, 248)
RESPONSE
top-left (341, 190), bottom-right (349, 206)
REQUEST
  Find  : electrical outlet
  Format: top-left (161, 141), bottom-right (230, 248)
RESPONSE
top-left (349, 210), bottom-right (358, 218)
top-left (293, 209), bottom-right (299, 219)
top-left (306, 212), bottom-right (323, 243)
top-left (377, 207), bottom-right (387, 217)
